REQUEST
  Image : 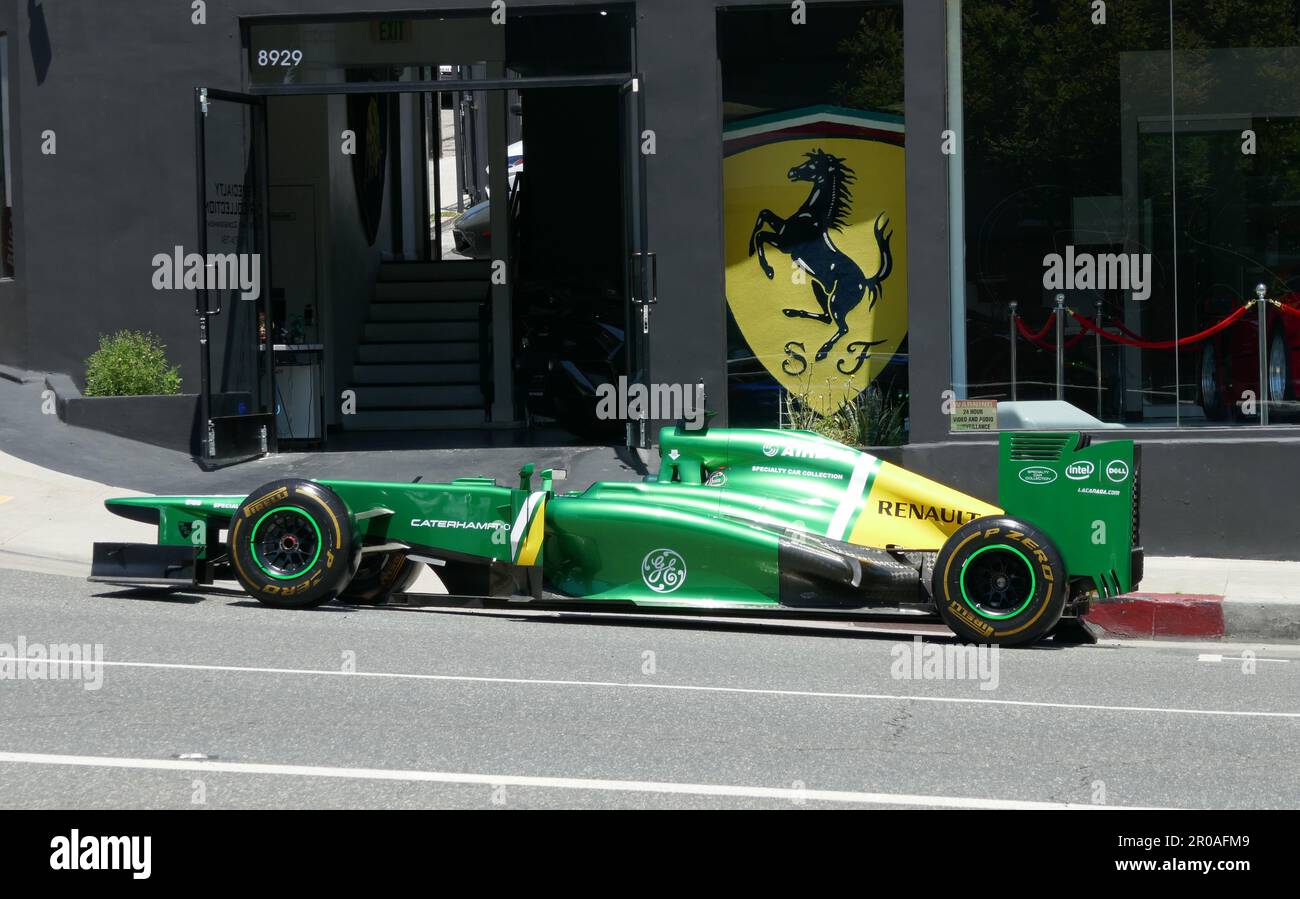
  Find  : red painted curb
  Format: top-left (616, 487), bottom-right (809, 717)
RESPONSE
top-left (1085, 593), bottom-right (1225, 640)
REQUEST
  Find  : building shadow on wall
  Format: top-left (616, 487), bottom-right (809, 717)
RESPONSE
top-left (29, 0), bottom-right (51, 84)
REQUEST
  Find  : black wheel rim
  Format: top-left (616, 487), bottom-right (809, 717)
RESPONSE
top-left (959, 545), bottom-right (1037, 620)
top-left (250, 507), bottom-right (322, 580)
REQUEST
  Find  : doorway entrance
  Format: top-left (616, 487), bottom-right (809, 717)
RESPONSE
top-left (192, 8), bottom-right (650, 463)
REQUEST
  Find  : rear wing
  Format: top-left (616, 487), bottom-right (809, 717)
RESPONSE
top-left (997, 432), bottom-right (1142, 597)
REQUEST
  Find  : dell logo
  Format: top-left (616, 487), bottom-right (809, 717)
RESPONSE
top-left (1106, 460), bottom-right (1130, 483)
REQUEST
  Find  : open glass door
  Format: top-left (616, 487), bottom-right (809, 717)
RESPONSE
top-left (621, 76), bottom-right (653, 448)
top-left (194, 87), bottom-right (275, 463)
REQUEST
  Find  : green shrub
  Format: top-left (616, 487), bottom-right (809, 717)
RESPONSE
top-left (785, 382), bottom-right (907, 447)
top-left (84, 330), bottom-right (183, 397)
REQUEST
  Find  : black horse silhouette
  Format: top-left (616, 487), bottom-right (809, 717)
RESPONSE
top-left (747, 149), bottom-right (893, 361)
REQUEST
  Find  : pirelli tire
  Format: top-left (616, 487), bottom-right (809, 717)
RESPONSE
top-left (228, 479), bottom-right (360, 609)
top-left (337, 552), bottom-right (422, 605)
top-left (932, 516), bottom-right (1068, 647)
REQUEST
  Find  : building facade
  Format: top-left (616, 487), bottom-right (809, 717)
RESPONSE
top-left (2, 0), bottom-right (1299, 558)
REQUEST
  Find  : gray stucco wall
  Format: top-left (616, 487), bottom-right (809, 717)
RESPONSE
top-left (0, 0), bottom-right (27, 369)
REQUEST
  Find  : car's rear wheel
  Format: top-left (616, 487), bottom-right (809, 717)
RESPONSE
top-left (337, 552), bottom-right (421, 605)
top-left (932, 516), bottom-right (1067, 647)
top-left (228, 479), bottom-right (358, 609)
top-left (1268, 329), bottom-right (1292, 404)
top-left (1200, 343), bottom-right (1227, 420)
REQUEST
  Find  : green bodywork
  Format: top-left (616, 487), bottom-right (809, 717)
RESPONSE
top-left (102, 427), bottom-right (1140, 608)
top-left (997, 432), bottom-right (1141, 598)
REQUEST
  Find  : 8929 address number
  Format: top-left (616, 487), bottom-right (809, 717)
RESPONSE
top-left (256, 49), bottom-right (303, 67)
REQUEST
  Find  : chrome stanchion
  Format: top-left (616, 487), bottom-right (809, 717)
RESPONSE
top-left (1095, 298), bottom-right (1104, 416)
top-left (1009, 300), bottom-right (1018, 401)
top-left (1055, 292), bottom-right (1066, 401)
top-left (1257, 283), bottom-right (1270, 426)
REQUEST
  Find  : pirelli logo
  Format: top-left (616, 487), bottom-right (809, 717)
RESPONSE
top-left (260, 570), bottom-right (323, 597)
top-left (242, 486), bottom-right (289, 519)
top-left (948, 600), bottom-right (995, 638)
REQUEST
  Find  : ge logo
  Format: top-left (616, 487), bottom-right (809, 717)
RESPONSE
top-left (762, 442), bottom-right (780, 457)
top-left (641, 548), bottom-right (687, 594)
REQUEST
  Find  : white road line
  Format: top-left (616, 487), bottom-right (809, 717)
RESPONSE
top-left (0, 750), bottom-right (1149, 809)
top-left (1198, 653), bottom-right (1290, 664)
top-left (20, 657), bottom-right (1300, 720)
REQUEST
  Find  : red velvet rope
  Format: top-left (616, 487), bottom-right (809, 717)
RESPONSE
top-left (1014, 311), bottom-right (1087, 351)
top-left (1012, 302), bottom-right (1256, 352)
top-left (1068, 303), bottom-right (1253, 350)
top-left (1105, 317), bottom-right (1144, 339)
top-left (1272, 301), bottom-right (1300, 319)
top-left (1014, 311), bottom-right (1057, 342)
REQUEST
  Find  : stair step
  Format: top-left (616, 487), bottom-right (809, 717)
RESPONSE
top-left (364, 321), bottom-right (478, 342)
top-left (351, 363), bottom-right (480, 385)
top-left (379, 261), bottom-right (492, 282)
top-left (373, 281), bottom-right (488, 302)
top-left (357, 342), bottom-right (479, 363)
top-left (352, 385), bottom-right (483, 408)
top-left (369, 301), bottom-right (481, 322)
top-left (341, 408), bottom-right (488, 430)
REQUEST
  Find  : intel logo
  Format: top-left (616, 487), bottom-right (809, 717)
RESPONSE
top-left (1106, 460), bottom-right (1130, 483)
top-left (1065, 461), bottom-right (1095, 481)
top-left (1018, 466), bottom-right (1057, 485)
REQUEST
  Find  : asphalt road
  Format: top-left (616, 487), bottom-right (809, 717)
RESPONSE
top-left (1, 565), bottom-right (1298, 810)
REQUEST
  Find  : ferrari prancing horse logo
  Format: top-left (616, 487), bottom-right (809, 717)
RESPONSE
top-left (748, 149), bottom-right (894, 363)
top-left (724, 116), bottom-right (908, 417)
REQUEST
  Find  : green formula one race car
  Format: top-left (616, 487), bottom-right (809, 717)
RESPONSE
top-left (90, 426), bottom-right (1142, 646)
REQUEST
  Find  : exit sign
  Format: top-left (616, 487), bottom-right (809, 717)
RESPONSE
top-left (373, 20), bottom-right (410, 42)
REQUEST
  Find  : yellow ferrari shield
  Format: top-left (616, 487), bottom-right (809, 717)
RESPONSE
top-left (724, 109), bottom-right (907, 415)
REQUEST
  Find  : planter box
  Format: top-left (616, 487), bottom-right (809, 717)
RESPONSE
top-left (62, 392), bottom-right (201, 455)
top-left (45, 373), bottom-right (256, 457)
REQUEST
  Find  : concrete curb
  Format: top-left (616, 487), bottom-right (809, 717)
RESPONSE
top-left (0, 365), bottom-right (40, 385)
top-left (1086, 592), bottom-right (1300, 642)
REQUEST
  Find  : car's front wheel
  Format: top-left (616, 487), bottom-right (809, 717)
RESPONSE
top-left (228, 479), bottom-right (358, 609)
top-left (932, 516), bottom-right (1068, 647)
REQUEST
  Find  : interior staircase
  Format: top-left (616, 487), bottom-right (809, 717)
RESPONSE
top-left (343, 261), bottom-right (491, 430)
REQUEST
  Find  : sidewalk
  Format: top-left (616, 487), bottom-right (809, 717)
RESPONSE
top-left (0, 449), bottom-right (151, 577)
top-left (3, 446), bottom-right (1299, 641)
